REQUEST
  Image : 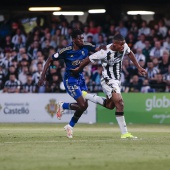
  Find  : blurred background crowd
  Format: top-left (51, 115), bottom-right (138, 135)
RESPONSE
top-left (0, 13), bottom-right (170, 93)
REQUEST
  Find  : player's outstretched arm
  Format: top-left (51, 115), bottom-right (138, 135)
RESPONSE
top-left (128, 50), bottom-right (147, 76)
top-left (95, 45), bottom-right (107, 51)
top-left (71, 57), bottom-right (91, 75)
top-left (38, 56), bottom-right (53, 86)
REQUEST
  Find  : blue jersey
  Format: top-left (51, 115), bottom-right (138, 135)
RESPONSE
top-left (52, 42), bottom-right (96, 76)
top-left (52, 42), bottom-right (96, 99)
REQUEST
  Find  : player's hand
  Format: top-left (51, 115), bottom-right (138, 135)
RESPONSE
top-left (138, 66), bottom-right (147, 76)
top-left (38, 77), bottom-right (45, 87)
top-left (98, 45), bottom-right (107, 50)
top-left (71, 68), bottom-right (79, 76)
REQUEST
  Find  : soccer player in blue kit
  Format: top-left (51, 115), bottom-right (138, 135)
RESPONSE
top-left (38, 29), bottom-right (106, 138)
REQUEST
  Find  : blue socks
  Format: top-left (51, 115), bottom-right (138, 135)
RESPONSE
top-left (69, 116), bottom-right (78, 127)
top-left (62, 103), bottom-right (70, 109)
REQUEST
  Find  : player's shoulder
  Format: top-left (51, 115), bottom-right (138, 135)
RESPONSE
top-left (106, 43), bottom-right (112, 49)
top-left (124, 42), bottom-right (129, 49)
top-left (83, 42), bottom-right (95, 48)
top-left (58, 44), bottom-right (72, 54)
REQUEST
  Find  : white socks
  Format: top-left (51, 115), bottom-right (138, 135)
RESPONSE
top-left (85, 93), bottom-right (106, 106)
top-left (116, 116), bottom-right (128, 134)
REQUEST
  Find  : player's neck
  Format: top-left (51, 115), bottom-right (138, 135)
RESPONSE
top-left (109, 45), bottom-right (115, 51)
top-left (73, 43), bottom-right (80, 51)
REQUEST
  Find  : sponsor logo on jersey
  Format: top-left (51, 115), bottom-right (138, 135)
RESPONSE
top-left (70, 55), bottom-right (74, 57)
top-left (72, 60), bottom-right (81, 66)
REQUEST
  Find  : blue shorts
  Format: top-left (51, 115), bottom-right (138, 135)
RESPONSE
top-left (63, 74), bottom-right (88, 100)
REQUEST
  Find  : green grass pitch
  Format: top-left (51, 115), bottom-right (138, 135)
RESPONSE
top-left (0, 123), bottom-right (170, 170)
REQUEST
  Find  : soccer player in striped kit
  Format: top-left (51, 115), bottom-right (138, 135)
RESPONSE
top-left (72, 34), bottom-right (147, 139)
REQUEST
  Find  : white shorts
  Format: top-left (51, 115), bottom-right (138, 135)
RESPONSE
top-left (101, 78), bottom-right (121, 99)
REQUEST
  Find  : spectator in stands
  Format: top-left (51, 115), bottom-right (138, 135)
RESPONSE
top-left (162, 65), bottom-right (170, 92)
top-left (135, 48), bottom-right (146, 67)
top-left (115, 20), bottom-right (128, 38)
top-left (82, 25), bottom-right (93, 42)
top-left (87, 35), bottom-right (96, 46)
top-left (3, 73), bottom-right (20, 93)
top-left (140, 79), bottom-right (154, 93)
top-left (42, 39), bottom-right (53, 59)
top-left (93, 26), bottom-right (106, 44)
top-left (32, 62), bottom-right (45, 93)
top-left (12, 28), bottom-right (26, 47)
top-left (0, 35), bottom-right (14, 53)
top-left (145, 61), bottom-right (159, 81)
top-left (91, 64), bottom-right (103, 92)
top-left (3, 49), bottom-right (13, 71)
top-left (88, 20), bottom-right (97, 34)
top-left (95, 34), bottom-right (107, 47)
top-left (159, 49), bottom-right (170, 74)
top-left (70, 15), bottom-right (83, 30)
top-left (122, 58), bottom-right (138, 83)
top-left (21, 73), bottom-right (36, 93)
top-left (126, 32), bottom-right (136, 50)
top-left (56, 39), bottom-right (68, 52)
top-left (59, 20), bottom-right (69, 36)
top-left (125, 75), bottom-right (142, 92)
top-left (138, 20), bottom-right (151, 36)
top-left (13, 34), bottom-right (26, 51)
top-left (158, 19), bottom-right (168, 38)
top-left (163, 36), bottom-right (170, 51)
top-left (65, 26), bottom-right (73, 44)
top-left (52, 28), bottom-right (65, 48)
top-left (106, 24), bottom-right (116, 44)
top-left (18, 66), bottom-right (29, 85)
top-left (142, 39), bottom-right (152, 65)
top-left (150, 73), bottom-right (167, 92)
top-left (48, 73), bottom-right (62, 93)
top-left (0, 64), bottom-right (5, 90)
top-left (149, 40), bottom-right (165, 60)
top-left (134, 33), bottom-right (146, 51)
top-left (41, 32), bottom-right (56, 49)
top-left (129, 21), bottom-right (138, 39)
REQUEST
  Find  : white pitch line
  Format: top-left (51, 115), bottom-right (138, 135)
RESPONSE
top-left (0, 138), bottom-right (143, 145)
top-left (0, 139), bottom-right (114, 145)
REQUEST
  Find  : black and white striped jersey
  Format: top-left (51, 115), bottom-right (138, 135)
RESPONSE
top-left (89, 43), bottom-right (130, 81)
top-left (4, 79), bottom-right (21, 90)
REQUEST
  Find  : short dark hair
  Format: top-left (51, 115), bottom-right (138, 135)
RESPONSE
top-left (113, 34), bottom-right (125, 41)
top-left (71, 29), bottom-right (82, 39)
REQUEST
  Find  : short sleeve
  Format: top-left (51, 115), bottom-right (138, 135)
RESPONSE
top-left (124, 43), bottom-right (131, 55)
top-left (83, 42), bottom-right (96, 52)
top-left (89, 49), bottom-right (106, 63)
top-left (52, 51), bottom-right (65, 60)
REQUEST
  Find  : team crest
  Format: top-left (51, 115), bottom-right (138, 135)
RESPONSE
top-left (45, 99), bottom-right (58, 117)
top-left (70, 55), bottom-right (74, 57)
top-left (82, 51), bottom-right (85, 56)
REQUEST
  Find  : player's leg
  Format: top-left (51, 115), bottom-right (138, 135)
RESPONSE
top-left (63, 76), bottom-right (88, 138)
top-left (64, 96), bottom-right (88, 138)
top-left (56, 76), bottom-right (86, 119)
top-left (64, 95), bottom-right (88, 138)
top-left (101, 79), bottom-right (137, 138)
top-left (83, 91), bottom-right (115, 109)
top-left (111, 92), bottom-right (137, 139)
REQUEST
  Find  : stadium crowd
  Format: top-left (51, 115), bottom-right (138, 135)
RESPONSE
top-left (0, 14), bottom-right (170, 93)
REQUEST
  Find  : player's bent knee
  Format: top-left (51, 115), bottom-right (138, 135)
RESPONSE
top-left (106, 104), bottom-right (115, 110)
top-left (79, 103), bottom-right (88, 111)
top-left (114, 99), bottom-right (124, 110)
